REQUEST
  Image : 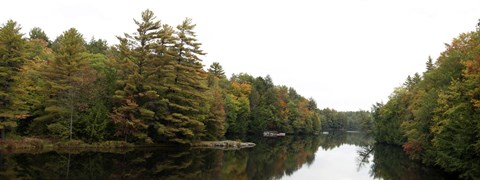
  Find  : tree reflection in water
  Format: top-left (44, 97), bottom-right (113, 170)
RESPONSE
top-left (356, 143), bottom-right (457, 180)
top-left (0, 136), bottom-right (319, 180)
top-left (0, 133), bottom-right (455, 179)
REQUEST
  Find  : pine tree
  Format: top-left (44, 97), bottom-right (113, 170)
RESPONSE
top-left (112, 9), bottom-right (162, 142)
top-left (374, 21), bottom-right (480, 178)
top-left (248, 76), bottom-right (277, 133)
top-left (403, 75), bottom-right (412, 87)
top-left (207, 62), bottom-right (225, 87)
top-left (205, 63), bottom-right (227, 139)
top-left (0, 20), bottom-right (27, 139)
top-left (205, 82), bottom-right (226, 140)
top-left (208, 62), bottom-right (225, 78)
top-left (29, 27), bottom-right (50, 45)
top-left (426, 56), bottom-right (434, 71)
top-left (86, 37), bottom-right (108, 55)
top-left (12, 36), bottom-right (52, 136)
top-left (432, 80), bottom-right (479, 178)
top-left (158, 18), bottom-right (209, 144)
top-left (37, 28), bottom-right (94, 140)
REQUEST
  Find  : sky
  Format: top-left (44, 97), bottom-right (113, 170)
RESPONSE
top-left (1, 0), bottom-right (480, 111)
top-left (283, 144), bottom-right (373, 180)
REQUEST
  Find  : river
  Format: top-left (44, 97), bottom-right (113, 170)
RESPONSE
top-left (0, 132), bottom-right (455, 179)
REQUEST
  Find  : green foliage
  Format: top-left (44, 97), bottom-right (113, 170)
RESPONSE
top-left (223, 74), bottom-right (322, 135)
top-left (14, 57), bottom-right (48, 135)
top-left (0, 136), bottom-right (324, 179)
top-left (373, 88), bottom-right (408, 145)
top-left (86, 37), bottom-right (108, 55)
top-left (319, 108), bottom-right (372, 132)
top-left (0, 11), bottom-right (323, 149)
top-left (29, 27), bottom-right (50, 45)
top-left (111, 9), bottom-right (163, 143)
top-left (0, 20), bottom-right (27, 137)
top-left (78, 102), bottom-right (109, 143)
top-left (111, 10), bottom-right (211, 145)
top-left (369, 144), bottom-right (452, 180)
top-left (153, 17), bottom-right (210, 144)
top-left (373, 21), bottom-right (480, 178)
top-left (47, 122), bottom-right (69, 140)
top-left (208, 62), bottom-right (226, 81)
top-left (37, 28), bottom-right (98, 141)
top-left (205, 66), bottom-right (227, 140)
top-left (319, 108), bottom-right (346, 130)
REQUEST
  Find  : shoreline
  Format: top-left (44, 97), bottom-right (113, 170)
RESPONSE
top-left (192, 140), bottom-right (256, 150)
top-left (0, 138), bottom-right (255, 154)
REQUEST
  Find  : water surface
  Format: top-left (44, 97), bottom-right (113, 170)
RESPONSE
top-left (0, 133), bottom-right (454, 179)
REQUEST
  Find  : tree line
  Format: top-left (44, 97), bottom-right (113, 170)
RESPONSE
top-left (0, 10), bottom-right (323, 145)
top-left (319, 109), bottom-right (372, 132)
top-left (372, 21), bottom-right (480, 179)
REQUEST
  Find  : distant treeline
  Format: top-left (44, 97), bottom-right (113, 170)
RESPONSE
top-left (319, 109), bottom-right (372, 132)
top-left (372, 21), bottom-right (480, 179)
top-left (0, 10), bottom-right (330, 145)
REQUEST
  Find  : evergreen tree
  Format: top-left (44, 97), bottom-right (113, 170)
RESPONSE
top-left (208, 62), bottom-right (225, 78)
top-left (158, 17), bottom-right (209, 144)
top-left (29, 27), bottom-right (50, 45)
top-left (14, 35), bottom-right (52, 136)
top-left (372, 87), bottom-right (407, 145)
top-left (145, 23), bottom-right (178, 143)
top-left (432, 80), bottom-right (479, 178)
top-left (86, 37), bottom-right (108, 55)
top-left (373, 21), bottom-right (480, 178)
top-left (207, 62), bottom-right (225, 87)
top-left (112, 9), bottom-right (161, 142)
top-left (0, 10), bottom-right (330, 146)
top-left (205, 77), bottom-right (226, 140)
top-left (204, 62), bottom-right (227, 139)
top-left (403, 75), bottom-right (412, 88)
top-left (0, 20), bottom-right (27, 138)
top-left (249, 77), bottom-right (270, 133)
top-left (37, 28), bottom-right (94, 140)
top-left (426, 56), bottom-right (434, 71)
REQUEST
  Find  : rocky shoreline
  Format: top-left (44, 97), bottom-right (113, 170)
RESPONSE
top-left (193, 140), bottom-right (256, 150)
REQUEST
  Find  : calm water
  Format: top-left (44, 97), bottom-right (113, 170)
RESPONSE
top-left (0, 132), bottom-right (454, 179)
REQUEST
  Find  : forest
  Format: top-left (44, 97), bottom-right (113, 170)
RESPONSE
top-left (0, 9), bottom-right (333, 146)
top-left (372, 21), bottom-right (480, 179)
top-left (319, 109), bottom-right (372, 132)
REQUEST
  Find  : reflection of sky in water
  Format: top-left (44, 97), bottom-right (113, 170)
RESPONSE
top-left (283, 144), bottom-right (374, 180)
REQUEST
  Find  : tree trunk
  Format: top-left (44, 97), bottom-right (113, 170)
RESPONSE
top-left (69, 90), bottom-right (74, 141)
top-left (69, 105), bottom-right (73, 141)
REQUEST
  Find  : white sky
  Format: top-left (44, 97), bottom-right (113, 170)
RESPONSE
top-left (283, 144), bottom-right (373, 180)
top-left (2, 0), bottom-right (480, 111)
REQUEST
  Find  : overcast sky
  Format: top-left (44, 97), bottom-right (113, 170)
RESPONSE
top-left (2, 0), bottom-right (480, 111)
